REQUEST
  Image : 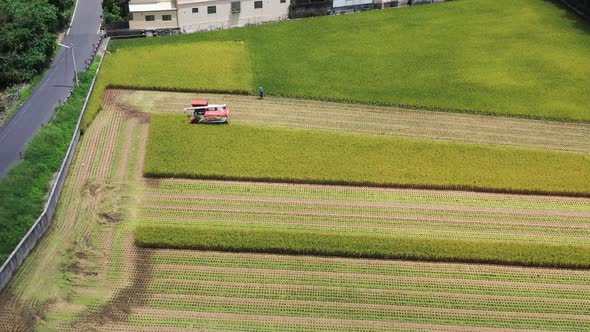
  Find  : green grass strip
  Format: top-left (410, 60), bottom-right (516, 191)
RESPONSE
top-left (144, 116), bottom-right (590, 196)
top-left (135, 224), bottom-right (590, 269)
top-left (0, 58), bottom-right (101, 264)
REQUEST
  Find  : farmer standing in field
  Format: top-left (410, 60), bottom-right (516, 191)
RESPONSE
top-left (259, 86), bottom-right (264, 99)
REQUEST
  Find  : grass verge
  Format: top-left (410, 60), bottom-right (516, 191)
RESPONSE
top-left (0, 72), bottom-right (45, 128)
top-left (111, 0), bottom-right (590, 122)
top-left (81, 41), bottom-right (252, 131)
top-left (144, 116), bottom-right (590, 196)
top-left (135, 225), bottom-right (590, 269)
top-left (0, 58), bottom-right (100, 264)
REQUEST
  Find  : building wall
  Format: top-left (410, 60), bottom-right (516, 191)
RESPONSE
top-left (177, 0), bottom-right (288, 33)
top-left (129, 10), bottom-right (179, 29)
top-left (333, 0), bottom-right (372, 8)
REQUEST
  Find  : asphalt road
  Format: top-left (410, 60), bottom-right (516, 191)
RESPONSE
top-left (0, 0), bottom-right (103, 177)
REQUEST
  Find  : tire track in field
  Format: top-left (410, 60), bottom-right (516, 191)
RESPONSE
top-left (116, 90), bottom-right (590, 153)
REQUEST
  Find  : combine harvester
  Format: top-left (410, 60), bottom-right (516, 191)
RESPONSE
top-left (184, 99), bottom-right (230, 124)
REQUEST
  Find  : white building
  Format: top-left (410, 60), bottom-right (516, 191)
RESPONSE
top-left (177, 0), bottom-right (289, 33)
top-left (129, 0), bottom-right (179, 30)
top-left (128, 0), bottom-right (289, 33)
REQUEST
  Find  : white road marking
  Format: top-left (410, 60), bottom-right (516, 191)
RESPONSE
top-left (67, 0), bottom-right (80, 36)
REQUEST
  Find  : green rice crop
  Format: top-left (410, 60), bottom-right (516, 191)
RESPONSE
top-left (82, 41), bottom-right (252, 131)
top-left (111, 0), bottom-right (590, 121)
top-left (135, 225), bottom-right (590, 268)
top-left (144, 115), bottom-right (590, 195)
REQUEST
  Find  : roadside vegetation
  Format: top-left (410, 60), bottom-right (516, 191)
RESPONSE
top-left (145, 116), bottom-right (590, 195)
top-left (82, 41), bottom-right (252, 130)
top-left (0, 0), bottom-right (73, 88)
top-left (107, 0), bottom-right (590, 121)
top-left (102, 0), bottom-right (129, 24)
top-left (0, 58), bottom-right (99, 264)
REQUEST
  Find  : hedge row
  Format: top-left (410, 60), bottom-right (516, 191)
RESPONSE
top-left (135, 225), bottom-right (590, 269)
top-left (0, 58), bottom-right (100, 264)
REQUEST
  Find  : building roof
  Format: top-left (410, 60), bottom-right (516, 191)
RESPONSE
top-left (129, 2), bottom-right (177, 12)
top-left (177, 0), bottom-right (217, 5)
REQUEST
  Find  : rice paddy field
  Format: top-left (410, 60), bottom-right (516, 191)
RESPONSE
top-left (2, 0), bottom-right (590, 330)
top-left (106, 0), bottom-right (590, 121)
top-left (144, 117), bottom-right (590, 195)
top-left (1, 90), bottom-right (589, 331)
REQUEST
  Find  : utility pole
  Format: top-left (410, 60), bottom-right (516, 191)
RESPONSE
top-left (57, 42), bottom-right (79, 86)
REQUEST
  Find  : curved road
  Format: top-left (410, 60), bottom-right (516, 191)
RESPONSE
top-left (0, 0), bottom-right (102, 177)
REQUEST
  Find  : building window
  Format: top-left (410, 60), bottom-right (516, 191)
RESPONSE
top-left (231, 1), bottom-right (241, 13)
top-left (192, 7), bottom-right (198, 13)
top-left (207, 5), bottom-right (216, 13)
top-left (280, 0), bottom-right (286, 3)
top-left (162, 14), bottom-right (172, 21)
top-left (145, 15), bottom-right (155, 21)
top-left (254, 0), bottom-right (263, 8)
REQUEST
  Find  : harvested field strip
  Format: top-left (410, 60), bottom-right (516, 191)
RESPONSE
top-left (146, 179), bottom-right (590, 210)
top-left (142, 294), bottom-right (590, 330)
top-left (150, 251), bottom-right (590, 284)
top-left (140, 179), bottom-right (590, 245)
top-left (149, 273), bottom-right (590, 300)
top-left (125, 250), bottom-right (590, 331)
top-left (120, 90), bottom-right (590, 153)
top-left (123, 310), bottom-right (523, 332)
top-left (144, 281), bottom-right (590, 314)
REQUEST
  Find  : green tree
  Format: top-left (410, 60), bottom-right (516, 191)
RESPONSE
top-left (0, 0), bottom-right (59, 88)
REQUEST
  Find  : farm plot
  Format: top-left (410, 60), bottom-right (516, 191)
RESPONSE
top-left (145, 115), bottom-right (590, 196)
top-left (136, 178), bottom-right (590, 267)
top-left (1, 90), bottom-right (590, 331)
top-left (116, 250), bottom-right (590, 331)
top-left (120, 89), bottom-right (590, 154)
top-left (0, 90), bottom-right (152, 331)
top-left (111, 0), bottom-right (590, 121)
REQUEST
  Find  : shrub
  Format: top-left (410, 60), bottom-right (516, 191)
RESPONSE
top-left (0, 58), bottom-right (100, 264)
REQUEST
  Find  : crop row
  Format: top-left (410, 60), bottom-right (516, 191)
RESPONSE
top-left (135, 225), bottom-right (590, 268)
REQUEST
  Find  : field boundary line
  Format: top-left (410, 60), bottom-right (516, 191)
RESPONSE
top-left (0, 38), bottom-right (109, 292)
top-left (144, 173), bottom-right (590, 199)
